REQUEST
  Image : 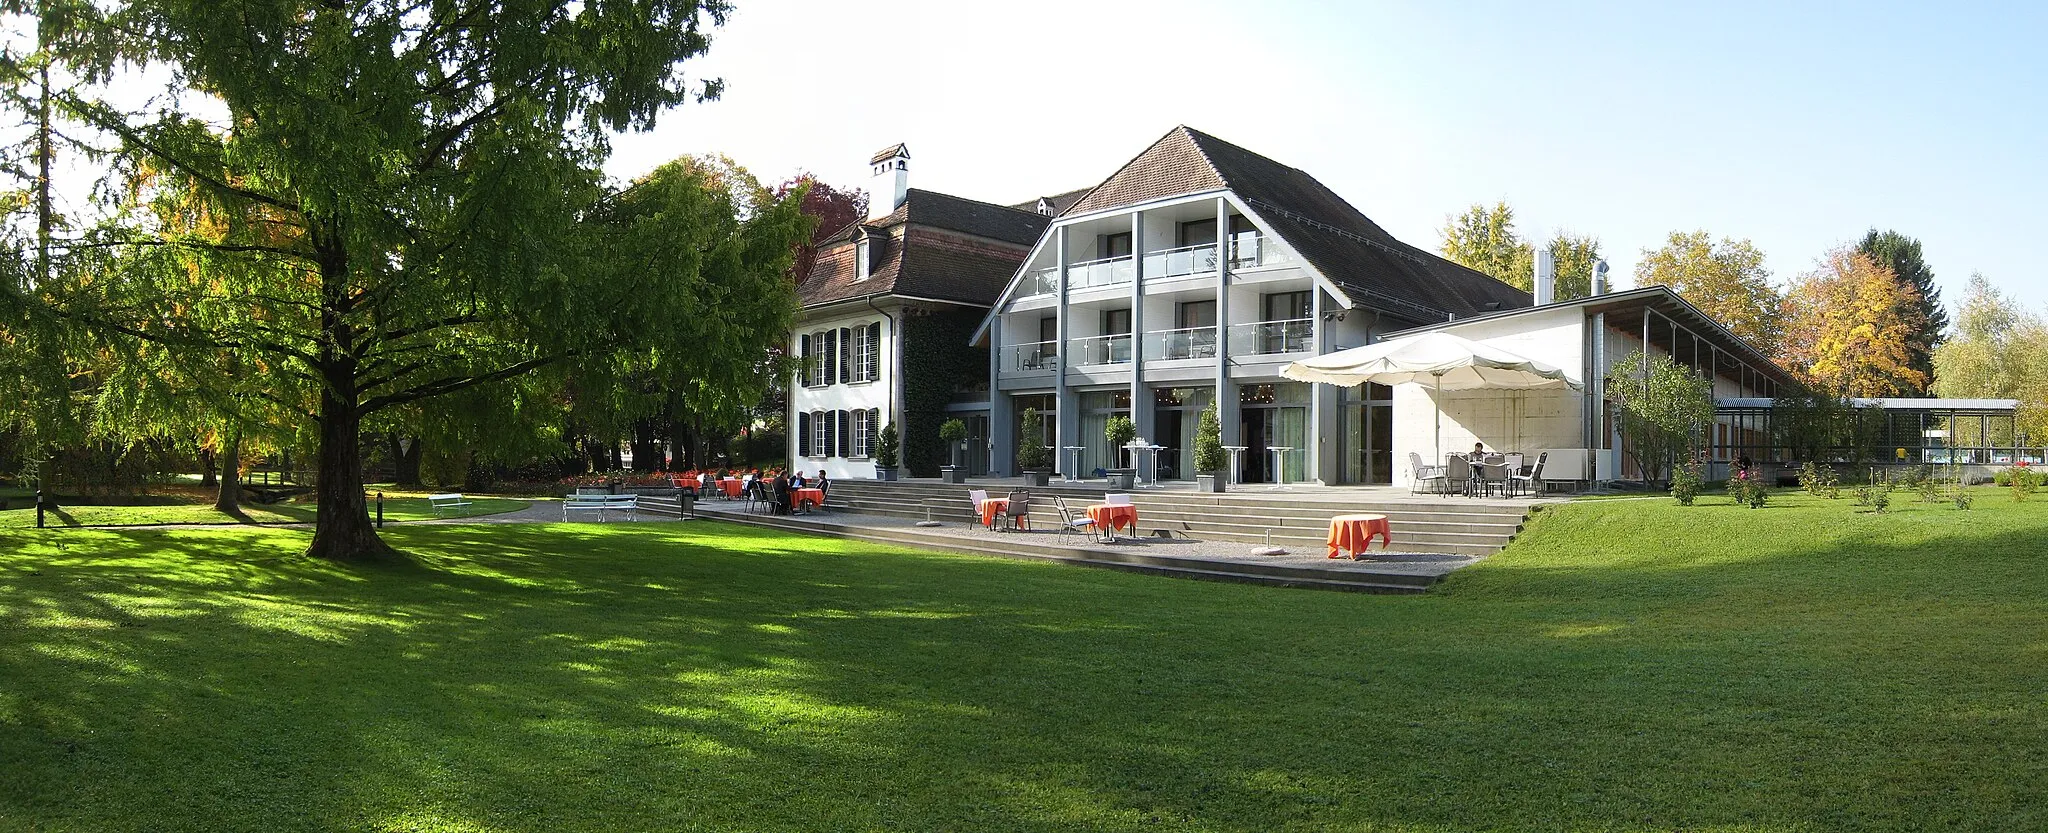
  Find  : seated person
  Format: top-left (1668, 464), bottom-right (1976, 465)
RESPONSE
top-left (788, 470), bottom-right (807, 489)
top-left (814, 469), bottom-right (829, 496)
top-left (772, 478), bottom-right (793, 514)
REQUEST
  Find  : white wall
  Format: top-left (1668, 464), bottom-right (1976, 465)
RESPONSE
top-left (1386, 307), bottom-right (1591, 488)
top-left (789, 309), bottom-right (896, 479)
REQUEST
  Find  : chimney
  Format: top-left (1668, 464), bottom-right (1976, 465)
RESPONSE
top-left (1592, 259), bottom-right (1610, 295)
top-left (867, 143), bottom-right (909, 221)
top-left (1533, 248), bottom-right (1556, 305)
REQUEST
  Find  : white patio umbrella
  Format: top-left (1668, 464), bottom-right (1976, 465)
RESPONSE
top-left (1280, 331), bottom-right (1580, 462)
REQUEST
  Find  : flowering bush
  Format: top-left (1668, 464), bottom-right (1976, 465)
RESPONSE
top-left (2013, 461), bottom-right (2038, 502)
top-left (1670, 460), bottom-right (1703, 506)
top-left (1727, 469), bottom-right (1768, 509)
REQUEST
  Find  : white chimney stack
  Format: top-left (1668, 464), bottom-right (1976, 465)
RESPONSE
top-left (1533, 248), bottom-right (1556, 306)
top-left (867, 143), bottom-right (910, 222)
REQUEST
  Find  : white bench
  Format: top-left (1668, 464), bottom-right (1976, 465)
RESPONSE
top-left (427, 493), bottom-right (472, 514)
top-left (563, 493), bottom-right (638, 522)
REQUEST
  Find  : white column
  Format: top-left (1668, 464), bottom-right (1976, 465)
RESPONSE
top-left (1214, 197), bottom-right (1239, 448)
top-left (1129, 211), bottom-right (1151, 442)
top-left (1054, 226), bottom-right (1078, 461)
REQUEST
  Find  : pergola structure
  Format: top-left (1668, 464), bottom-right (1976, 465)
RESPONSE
top-left (1713, 397), bottom-right (2032, 471)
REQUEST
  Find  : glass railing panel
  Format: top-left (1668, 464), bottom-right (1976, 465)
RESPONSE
top-left (1007, 340), bottom-right (1059, 373)
top-left (1141, 326), bottom-right (1220, 361)
top-left (1227, 318), bottom-right (1315, 355)
top-left (1227, 232), bottom-right (1293, 269)
top-left (1067, 334), bottom-right (1134, 367)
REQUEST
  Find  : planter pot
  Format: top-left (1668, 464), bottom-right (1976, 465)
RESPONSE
top-left (939, 466), bottom-right (968, 485)
top-left (874, 465), bottom-right (899, 482)
top-left (1196, 473), bottom-right (1226, 493)
top-left (1021, 469), bottom-right (1050, 487)
top-left (1105, 468), bottom-right (1136, 490)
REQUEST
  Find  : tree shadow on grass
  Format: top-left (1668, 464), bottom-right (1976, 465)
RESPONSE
top-left (4, 514), bottom-right (2048, 831)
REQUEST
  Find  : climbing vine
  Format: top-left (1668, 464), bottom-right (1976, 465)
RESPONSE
top-left (899, 308), bottom-right (988, 476)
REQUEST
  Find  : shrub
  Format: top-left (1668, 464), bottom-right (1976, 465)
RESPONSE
top-left (1917, 477), bottom-right (1943, 503)
top-left (1798, 461), bottom-right (1840, 499)
top-left (1727, 470), bottom-right (1768, 509)
top-left (1671, 460), bottom-right (1703, 506)
top-left (1104, 416), bottom-right (1137, 467)
top-left (1954, 487), bottom-right (1974, 510)
top-left (873, 424), bottom-right (900, 468)
top-left (2014, 462), bottom-right (2038, 502)
top-left (1014, 410), bottom-right (1049, 470)
top-left (1854, 480), bottom-right (1894, 513)
top-left (1193, 404), bottom-right (1226, 474)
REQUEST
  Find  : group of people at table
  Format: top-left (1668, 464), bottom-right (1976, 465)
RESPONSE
top-left (670, 468), bottom-right (829, 514)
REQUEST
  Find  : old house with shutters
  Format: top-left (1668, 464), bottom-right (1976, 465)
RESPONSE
top-left (787, 145), bottom-right (1055, 478)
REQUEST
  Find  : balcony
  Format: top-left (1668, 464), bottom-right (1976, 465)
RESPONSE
top-left (1006, 340), bottom-right (1059, 373)
top-left (1018, 233), bottom-right (1293, 298)
top-left (1068, 333), bottom-right (1133, 367)
top-left (1228, 318), bottom-right (1314, 356)
top-left (1142, 326), bottom-right (1219, 361)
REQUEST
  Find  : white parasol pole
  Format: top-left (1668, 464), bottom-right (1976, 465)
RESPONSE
top-left (1433, 372), bottom-right (1444, 464)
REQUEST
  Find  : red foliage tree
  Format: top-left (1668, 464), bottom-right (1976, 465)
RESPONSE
top-left (775, 173), bottom-right (868, 282)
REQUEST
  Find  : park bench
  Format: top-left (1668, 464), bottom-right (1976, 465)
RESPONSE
top-left (563, 492), bottom-right (638, 522)
top-left (427, 493), bottom-right (472, 514)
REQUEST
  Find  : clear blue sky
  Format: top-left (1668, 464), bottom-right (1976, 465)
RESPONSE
top-left (608, 0), bottom-right (2047, 316)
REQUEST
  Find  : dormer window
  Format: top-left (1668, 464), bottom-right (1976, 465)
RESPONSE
top-left (854, 238), bottom-right (871, 281)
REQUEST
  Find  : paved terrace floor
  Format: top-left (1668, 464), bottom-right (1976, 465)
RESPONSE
top-left (845, 475), bottom-right (1569, 509)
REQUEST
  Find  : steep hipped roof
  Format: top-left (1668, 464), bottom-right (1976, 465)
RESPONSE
top-left (1010, 187), bottom-right (1091, 217)
top-left (799, 188), bottom-right (1049, 309)
top-left (1060, 126), bottom-right (1532, 320)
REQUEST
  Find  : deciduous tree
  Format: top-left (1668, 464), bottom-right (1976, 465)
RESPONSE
top-left (1609, 350), bottom-right (1715, 485)
top-left (1634, 231), bottom-right (1783, 357)
top-left (1440, 201), bottom-right (1534, 289)
top-left (1934, 274), bottom-right (2048, 440)
top-left (778, 173), bottom-right (866, 281)
top-left (1856, 229), bottom-right (1944, 394)
top-left (1779, 248), bottom-right (1926, 397)
top-left (1546, 231), bottom-right (1603, 301)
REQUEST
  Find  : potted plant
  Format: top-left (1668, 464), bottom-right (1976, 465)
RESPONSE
top-left (1015, 408), bottom-right (1052, 486)
top-left (1103, 415), bottom-right (1137, 489)
top-left (938, 418), bottom-right (969, 484)
top-left (873, 423), bottom-right (900, 481)
top-left (1193, 403), bottom-right (1227, 493)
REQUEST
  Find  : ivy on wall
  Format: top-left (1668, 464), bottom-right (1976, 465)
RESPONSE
top-left (900, 307), bottom-right (988, 476)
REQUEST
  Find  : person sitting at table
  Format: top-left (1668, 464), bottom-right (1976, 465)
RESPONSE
top-left (788, 469), bottom-right (807, 489)
top-left (772, 477), bottom-right (793, 514)
top-left (1471, 441), bottom-right (1487, 458)
top-left (814, 469), bottom-right (829, 497)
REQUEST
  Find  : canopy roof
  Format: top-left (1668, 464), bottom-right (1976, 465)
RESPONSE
top-left (1280, 332), bottom-right (1579, 391)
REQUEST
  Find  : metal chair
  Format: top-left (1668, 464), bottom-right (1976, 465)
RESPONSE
top-left (1444, 455), bottom-right (1472, 498)
top-left (967, 488), bottom-right (990, 527)
top-left (1051, 496), bottom-right (1099, 540)
top-left (1508, 452), bottom-right (1548, 497)
top-left (998, 489), bottom-right (1032, 531)
top-left (1409, 452), bottom-right (1447, 496)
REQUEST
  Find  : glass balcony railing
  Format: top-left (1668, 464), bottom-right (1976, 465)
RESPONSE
top-left (1228, 318), bottom-right (1314, 355)
top-left (1006, 340), bottom-right (1059, 373)
top-left (1142, 326), bottom-right (1220, 361)
top-left (1142, 243), bottom-right (1219, 280)
top-left (1019, 268), bottom-right (1059, 297)
top-left (1068, 333), bottom-right (1133, 367)
top-left (1020, 234), bottom-right (1292, 297)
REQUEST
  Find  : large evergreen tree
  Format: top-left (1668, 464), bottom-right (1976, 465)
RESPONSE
top-left (1856, 229), bottom-right (1944, 394)
top-left (4, 0), bottom-right (811, 561)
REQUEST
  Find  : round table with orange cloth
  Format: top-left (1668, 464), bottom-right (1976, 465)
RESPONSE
top-left (1326, 513), bottom-right (1391, 559)
top-left (793, 487), bottom-right (825, 512)
top-left (1086, 504), bottom-right (1138, 542)
top-left (718, 478), bottom-right (744, 498)
top-left (978, 497), bottom-right (1009, 528)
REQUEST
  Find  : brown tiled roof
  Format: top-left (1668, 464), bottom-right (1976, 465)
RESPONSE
top-left (870, 143), bottom-right (909, 165)
top-left (798, 189), bottom-right (1049, 309)
top-left (1058, 126), bottom-right (1531, 320)
top-left (1009, 187), bottom-right (1091, 217)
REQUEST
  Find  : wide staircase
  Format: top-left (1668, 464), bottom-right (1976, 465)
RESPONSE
top-left (821, 480), bottom-right (1531, 557)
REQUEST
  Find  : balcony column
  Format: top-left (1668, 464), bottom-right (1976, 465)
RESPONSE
top-left (988, 314), bottom-right (1012, 477)
top-left (1308, 287), bottom-right (1333, 485)
top-left (1129, 211), bottom-right (1152, 444)
top-left (1214, 196), bottom-right (1240, 449)
top-left (1054, 226), bottom-right (1079, 469)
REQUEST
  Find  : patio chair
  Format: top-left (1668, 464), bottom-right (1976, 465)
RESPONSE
top-left (1444, 455), bottom-right (1472, 498)
top-left (1409, 452), bottom-right (1447, 496)
top-left (1504, 453), bottom-right (1525, 477)
top-left (1051, 496), bottom-right (1099, 540)
top-left (998, 489), bottom-right (1032, 531)
top-left (967, 488), bottom-right (989, 526)
top-left (1475, 460), bottom-right (1509, 498)
top-left (1508, 452), bottom-right (1548, 497)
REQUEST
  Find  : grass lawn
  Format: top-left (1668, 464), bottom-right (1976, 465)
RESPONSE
top-left (0, 495), bottom-right (528, 529)
top-left (3, 489), bottom-right (2046, 831)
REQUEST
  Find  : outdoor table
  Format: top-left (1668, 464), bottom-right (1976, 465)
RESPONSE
top-left (978, 497), bottom-right (1009, 529)
top-left (1086, 503), bottom-right (1138, 543)
top-left (718, 478), bottom-right (743, 498)
top-left (793, 487), bottom-right (825, 513)
top-left (1326, 513), bottom-right (1392, 559)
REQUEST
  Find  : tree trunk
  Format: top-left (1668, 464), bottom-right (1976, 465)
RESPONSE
top-left (213, 431), bottom-right (242, 513)
top-left (199, 449), bottom-right (217, 487)
top-left (306, 390), bottom-right (395, 562)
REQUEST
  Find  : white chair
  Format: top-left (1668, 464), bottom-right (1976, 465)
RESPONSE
top-left (967, 489), bottom-right (990, 526)
top-left (1508, 452), bottom-right (1548, 497)
top-left (1105, 493), bottom-right (1132, 506)
top-left (1505, 453), bottom-right (1525, 476)
top-left (1051, 496), bottom-right (1099, 540)
top-left (1408, 452), bottom-right (1446, 496)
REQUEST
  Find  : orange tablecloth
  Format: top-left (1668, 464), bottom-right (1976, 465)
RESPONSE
top-left (794, 488), bottom-right (825, 512)
top-left (1086, 504), bottom-right (1138, 539)
top-left (718, 479), bottom-right (743, 498)
top-left (978, 497), bottom-right (1008, 528)
top-left (1326, 513), bottom-right (1391, 559)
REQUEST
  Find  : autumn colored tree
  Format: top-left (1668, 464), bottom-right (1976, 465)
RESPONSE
top-left (1634, 231), bottom-right (1783, 357)
top-left (1546, 231), bottom-right (1603, 301)
top-left (1779, 248), bottom-right (1926, 397)
top-left (777, 173), bottom-right (867, 281)
top-left (1440, 201), bottom-right (1534, 289)
top-left (1934, 274), bottom-right (2048, 440)
top-left (1856, 229), bottom-right (1944, 394)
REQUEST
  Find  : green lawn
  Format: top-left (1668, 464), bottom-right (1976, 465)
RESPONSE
top-left (0, 496), bottom-right (527, 528)
top-left (2, 490), bottom-right (2045, 831)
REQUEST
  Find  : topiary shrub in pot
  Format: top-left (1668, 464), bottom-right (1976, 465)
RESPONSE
top-left (938, 419), bottom-right (969, 484)
top-left (1103, 415), bottom-right (1137, 489)
top-left (1015, 408), bottom-right (1051, 486)
top-left (873, 423), bottom-right (900, 481)
top-left (1193, 403), bottom-right (1227, 493)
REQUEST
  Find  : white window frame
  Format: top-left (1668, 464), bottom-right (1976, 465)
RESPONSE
top-left (852, 409), bottom-right (871, 458)
top-left (852, 324), bottom-right (874, 383)
top-left (807, 331), bottom-right (828, 387)
top-left (810, 410), bottom-right (827, 457)
top-left (855, 238), bottom-right (871, 281)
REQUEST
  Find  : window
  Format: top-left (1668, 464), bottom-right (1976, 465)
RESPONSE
top-left (855, 238), bottom-right (871, 281)
top-left (1176, 300), bottom-right (1216, 329)
top-left (1101, 308), bottom-right (1132, 335)
top-left (810, 410), bottom-right (827, 457)
top-left (851, 324), bottom-right (871, 383)
top-left (1263, 291), bottom-right (1310, 321)
top-left (1039, 316), bottom-right (1059, 356)
top-left (798, 334), bottom-right (812, 385)
top-left (797, 411), bottom-right (811, 456)
top-left (837, 327), bottom-right (852, 384)
top-left (1101, 232), bottom-right (1132, 259)
top-left (852, 409), bottom-right (872, 458)
top-left (806, 331), bottom-right (828, 386)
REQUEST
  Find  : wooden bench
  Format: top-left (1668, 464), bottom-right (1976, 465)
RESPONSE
top-left (427, 493), bottom-right (473, 514)
top-left (563, 493), bottom-right (638, 522)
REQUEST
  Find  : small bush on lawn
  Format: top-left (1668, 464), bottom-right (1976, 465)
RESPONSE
top-left (2014, 462), bottom-right (2039, 502)
top-left (1798, 461), bottom-right (1840, 499)
top-left (1728, 470), bottom-right (1768, 508)
top-left (1671, 460), bottom-right (1703, 506)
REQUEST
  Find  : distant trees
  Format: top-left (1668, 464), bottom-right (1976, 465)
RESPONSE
top-left (1934, 275), bottom-right (2048, 439)
top-left (1779, 248), bottom-right (1927, 397)
top-left (1546, 232), bottom-right (1604, 301)
top-left (1633, 231), bottom-right (1784, 358)
top-left (1856, 230), bottom-right (1945, 394)
top-left (1440, 201), bottom-right (1602, 298)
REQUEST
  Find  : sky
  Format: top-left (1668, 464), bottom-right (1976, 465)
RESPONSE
top-left (603, 1), bottom-right (2045, 316)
